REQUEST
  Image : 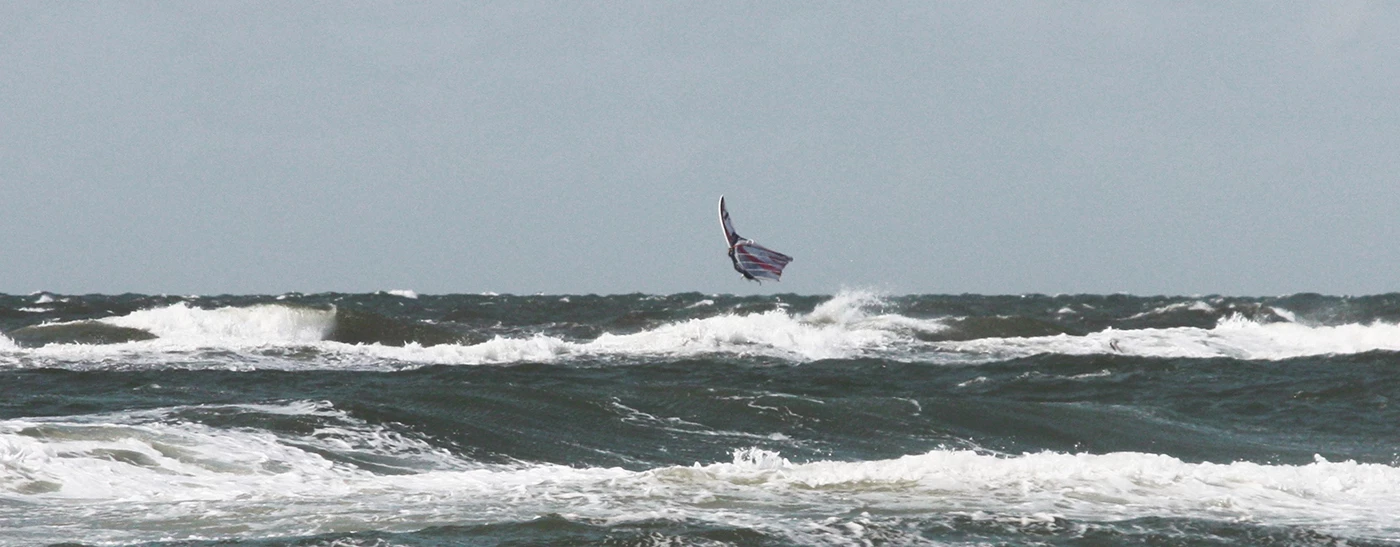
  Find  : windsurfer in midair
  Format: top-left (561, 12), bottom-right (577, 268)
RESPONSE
top-left (729, 246), bottom-right (758, 282)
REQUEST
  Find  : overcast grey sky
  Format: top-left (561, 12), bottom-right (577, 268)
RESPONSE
top-left (2, 2), bottom-right (1397, 296)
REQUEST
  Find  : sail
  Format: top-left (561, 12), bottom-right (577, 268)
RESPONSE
top-left (718, 196), bottom-right (793, 282)
top-left (732, 241), bottom-right (793, 282)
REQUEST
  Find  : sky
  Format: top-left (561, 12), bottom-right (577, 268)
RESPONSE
top-left (2, 2), bottom-right (1397, 296)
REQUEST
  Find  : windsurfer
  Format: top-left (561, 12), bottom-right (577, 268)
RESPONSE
top-left (729, 246), bottom-right (758, 282)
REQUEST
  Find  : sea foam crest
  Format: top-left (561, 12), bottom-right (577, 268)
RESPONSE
top-left (0, 402), bottom-right (631, 542)
top-left (943, 312), bottom-right (1400, 361)
top-left (587, 290), bottom-right (944, 361)
top-left (807, 290), bottom-right (947, 334)
top-left (333, 309), bottom-right (883, 366)
top-left (337, 290), bottom-right (943, 366)
top-left (10, 294), bottom-right (1400, 370)
top-left (0, 292), bottom-right (945, 369)
top-left (8, 404), bottom-right (1400, 543)
top-left (0, 400), bottom-right (469, 503)
top-left (100, 302), bottom-right (335, 345)
top-left (0, 291), bottom-right (940, 369)
top-left (662, 448), bottom-right (1400, 538)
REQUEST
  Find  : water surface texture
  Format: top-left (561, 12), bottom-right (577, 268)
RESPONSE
top-left (2, 291), bottom-right (1399, 546)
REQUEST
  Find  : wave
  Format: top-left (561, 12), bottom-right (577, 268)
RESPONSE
top-left (100, 302), bottom-right (336, 343)
top-left (663, 448), bottom-right (1400, 541)
top-left (0, 401), bottom-right (470, 498)
top-left (2, 302), bottom-right (336, 349)
top-left (4, 293), bottom-right (1400, 370)
top-left (1, 301), bottom-right (469, 349)
top-left (5, 321), bottom-right (158, 347)
top-left (941, 313), bottom-right (1400, 361)
top-left (0, 292), bottom-right (945, 369)
top-left (4, 401), bottom-right (1400, 544)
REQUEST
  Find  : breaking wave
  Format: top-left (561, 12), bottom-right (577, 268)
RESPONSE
top-left (942, 313), bottom-right (1400, 361)
top-left (5, 401), bottom-right (1400, 543)
top-left (2, 292), bottom-right (1400, 371)
top-left (0, 292), bottom-right (948, 369)
top-left (101, 302), bottom-right (336, 344)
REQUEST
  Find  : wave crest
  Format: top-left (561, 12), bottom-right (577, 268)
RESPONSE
top-left (943, 312), bottom-right (1400, 361)
top-left (6, 292), bottom-right (1400, 370)
top-left (100, 302), bottom-right (335, 344)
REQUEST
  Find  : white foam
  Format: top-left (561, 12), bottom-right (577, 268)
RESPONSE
top-left (0, 303), bottom-right (339, 371)
top-left (347, 334), bottom-right (574, 366)
top-left (1125, 300), bottom-right (1218, 320)
top-left (1272, 307), bottom-right (1299, 322)
top-left (0, 401), bottom-right (469, 502)
top-left (646, 448), bottom-right (1400, 540)
top-left (6, 294), bottom-right (1400, 371)
top-left (6, 401), bottom-right (1400, 544)
top-left (806, 290), bottom-right (948, 335)
top-left (588, 308), bottom-right (891, 361)
top-left (99, 302), bottom-right (335, 345)
top-left (0, 402), bottom-right (626, 542)
top-left (552, 291), bottom-right (942, 362)
top-left (0, 291), bottom-right (942, 369)
top-left (943, 313), bottom-right (1400, 361)
top-left (386, 289), bottom-right (419, 299)
top-left (318, 305), bottom-right (896, 366)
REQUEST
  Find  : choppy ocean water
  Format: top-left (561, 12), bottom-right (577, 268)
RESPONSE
top-left (2, 290), bottom-right (1400, 546)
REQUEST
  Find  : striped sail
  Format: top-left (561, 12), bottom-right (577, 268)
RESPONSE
top-left (719, 196), bottom-right (793, 282)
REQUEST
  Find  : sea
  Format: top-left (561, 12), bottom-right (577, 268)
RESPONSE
top-left (3, 290), bottom-right (1400, 546)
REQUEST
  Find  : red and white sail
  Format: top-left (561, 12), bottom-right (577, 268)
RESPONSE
top-left (718, 196), bottom-right (793, 282)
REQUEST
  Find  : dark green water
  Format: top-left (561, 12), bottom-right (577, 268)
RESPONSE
top-left (2, 291), bottom-right (1399, 546)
